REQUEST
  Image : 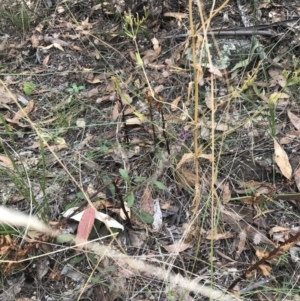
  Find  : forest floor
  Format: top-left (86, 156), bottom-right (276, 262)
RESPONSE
top-left (0, 0), bottom-right (300, 300)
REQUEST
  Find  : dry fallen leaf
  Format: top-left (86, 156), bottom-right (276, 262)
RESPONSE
top-left (236, 230), bottom-right (247, 258)
top-left (258, 264), bottom-right (272, 276)
top-left (12, 100), bottom-right (35, 122)
top-left (288, 110), bottom-right (300, 130)
top-left (140, 184), bottom-right (153, 215)
top-left (162, 241), bottom-right (191, 253)
top-left (0, 155), bottom-right (14, 169)
top-left (112, 102), bottom-right (119, 120)
top-left (125, 117), bottom-right (144, 125)
top-left (0, 36), bottom-right (8, 51)
top-left (175, 167), bottom-right (198, 188)
top-left (76, 118), bottom-right (86, 128)
top-left (0, 87), bottom-right (16, 105)
top-left (273, 138), bottom-right (292, 180)
top-left (63, 207), bottom-right (124, 231)
top-left (205, 94), bottom-right (214, 110)
top-left (269, 92), bottom-right (290, 104)
top-left (207, 64), bottom-right (222, 77)
top-left (75, 207), bottom-right (96, 248)
top-left (42, 54), bottom-right (50, 66)
top-left (171, 96), bottom-right (181, 111)
top-left (142, 37), bottom-right (161, 64)
top-left (269, 226), bottom-right (291, 237)
top-left (268, 68), bottom-right (286, 87)
top-left (163, 12), bottom-right (188, 19)
top-left (176, 152), bottom-right (213, 170)
top-left (30, 35), bottom-right (39, 48)
top-left (206, 230), bottom-right (234, 240)
top-left (222, 183), bottom-right (231, 203)
top-left (294, 168), bottom-right (300, 192)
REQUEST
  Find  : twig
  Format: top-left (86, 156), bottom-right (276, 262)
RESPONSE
top-left (228, 229), bottom-right (300, 291)
top-left (163, 29), bottom-right (275, 39)
top-left (236, 0), bottom-right (267, 60)
top-left (162, 17), bottom-right (300, 39)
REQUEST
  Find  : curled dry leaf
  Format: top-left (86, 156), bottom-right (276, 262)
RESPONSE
top-left (171, 96), bottom-right (181, 111)
top-left (176, 152), bottom-right (213, 169)
top-left (12, 100), bottom-right (35, 122)
top-left (273, 138), bottom-right (292, 180)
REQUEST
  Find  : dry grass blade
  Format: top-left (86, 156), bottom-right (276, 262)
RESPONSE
top-left (0, 206), bottom-right (52, 234)
top-left (0, 207), bottom-right (241, 301)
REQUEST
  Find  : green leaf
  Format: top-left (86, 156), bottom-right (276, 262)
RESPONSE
top-left (154, 181), bottom-right (166, 190)
top-left (136, 52), bottom-right (143, 66)
top-left (56, 234), bottom-right (74, 244)
top-left (134, 177), bottom-right (146, 182)
top-left (133, 111), bottom-right (145, 119)
top-left (23, 82), bottom-right (36, 95)
top-left (65, 202), bottom-right (80, 211)
top-left (230, 57), bottom-right (251, 72)
top-left (88, 253), bottom-right (97, 265)
top-left (0, 224), bottom-right (17, 235)
top-left (119, 168), bottom-right (130, 183)
top-left (105, 265), bottom-right (115, 272)
top-left (126, 191), bottom-right (135, 207)
top-left (132, 208), bottom-right (154, 224)
top-left (76, 192), bottom-right (85, 199)
top-left (69, 255), bottom-right (85, 265)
